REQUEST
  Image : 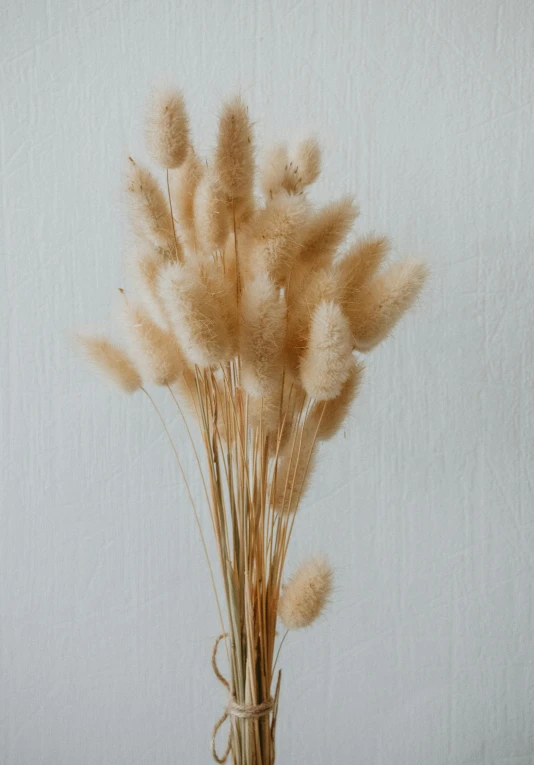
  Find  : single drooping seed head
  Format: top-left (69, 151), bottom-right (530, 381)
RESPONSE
top-left (310, 358), bottom-right (365, 441)
top-left (120, 301), bottom-right (185, 386)
top-left (278, 556), bottom-right (333, 629)
top-left (124, 159), bottom-right (179, 256)
top-left (294, 136), bottom-right (321, 187)
top-left (346, 259), bottom-right (428, 351)
top-left (299, 197), bottom-right (358, 268)
top-left (75, 335), bottom-right (141, 394)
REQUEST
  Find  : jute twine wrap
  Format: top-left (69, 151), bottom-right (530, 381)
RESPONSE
top-left (211, 633), bottom-right (275, 763)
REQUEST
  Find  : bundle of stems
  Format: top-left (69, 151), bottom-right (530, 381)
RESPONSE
top-left (77, 88), bottom-right (427, 765)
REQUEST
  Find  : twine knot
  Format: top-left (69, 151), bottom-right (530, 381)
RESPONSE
top-left (210, 634), bottom-right (275, 764)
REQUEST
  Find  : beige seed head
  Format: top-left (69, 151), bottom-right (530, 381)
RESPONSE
top-left (300, 197), bottom-right (358, 268)
top-left (193, 171), bottom-right (229, 253)
top-left (127, 246), bottom-right (169, 328)
top-left (278, 556), bottom-right (333, 629)
top-left (250, 193), bottom-right (307, 286)
top-left (120, 301), bottom-right (185, 386)
top-left (145, 87), bottom-right (190, 169)
top-left (169, 148), bottom-right (205, 251)
top-left (75, 334), bottom-right (141, 393)
top-left (285, 264), bottom-right (341, 380)
top-left (159, 260), bottom-right (234, 367)
top-left (336, 236), bottom-right (389, 300)
top-left (259, 143), bottom-right (289, 198)
top-left (300, 301), bottom-right (353, 400)
top-left (125, 159), bottom-right (179, 255)
top-left (294, 136), bottom-right (321, 187)
top-left (310, 358), bottom-right (364, 441)
top-left (240, 273), bottom-right (286, 397)
top-left (347, 259), bottom-right (428, 351)
top-left (215, 96), bottom-right (254, 201)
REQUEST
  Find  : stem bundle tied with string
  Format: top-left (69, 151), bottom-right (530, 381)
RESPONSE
top-left (76, 87), bottom-right (427, 765)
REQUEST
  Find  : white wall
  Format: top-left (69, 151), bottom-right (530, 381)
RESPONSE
top-left (1, 1), bottom-right (533, 763)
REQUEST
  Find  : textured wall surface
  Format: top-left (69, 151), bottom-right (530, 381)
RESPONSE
top-left (1, 1), bottom-right (533, 763)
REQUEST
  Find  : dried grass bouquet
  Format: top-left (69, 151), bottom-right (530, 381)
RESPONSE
top-left (77, 88), bottom-right (427, 765)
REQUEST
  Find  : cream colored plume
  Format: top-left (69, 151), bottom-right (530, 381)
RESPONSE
top-left (249, 193), bottom-right (307, 286)
top-left (310, 358), bottom-right (364, 441)
top-left (193, 171), bottom-right (229, 253)
top-left (159, 260), bottom-right (235, 367)
top-left (284, 265), bottom-right (340, 381)
top-left (240, 273), bottom-right (286, 397)
top-left (300, 301), bottom-right (353, 400)
top-left (120, 301), bottom-right (185, 386)
top-left (125, 159), bottom-right (179, 256)
top-left (259, 143), bottom-right (303, 196)
top-left (278, 556), bottom-right (333, 629)
top-left (299, 197), bottom-right (358, 268)
top-left (259, 138), bottom-right (320, 199)
top-left (145, 88), bottom-right (190, 169)
top-left (347, 259), bottom-right (428, 350)
top-left (336, 236), bottom-right (389, 298)
top-left (215, 97), bottom-right (254, 210)
top-left (169, 148), bottom-right (205, 251)
top-left (259, 143), bottom-right (289, 198)
top-left (76, 335), bottom-right (141, 393)
top-left (128, 246), bottom-right (169, 328)
top-left (294, 137), bottom-right (321, 187)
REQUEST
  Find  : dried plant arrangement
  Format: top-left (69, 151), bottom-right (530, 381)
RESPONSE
top-left (76, 88), bottom-right (427, 765)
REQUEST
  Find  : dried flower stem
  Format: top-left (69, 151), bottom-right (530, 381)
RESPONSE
top-left (77, 89), bottom-right (427, 765)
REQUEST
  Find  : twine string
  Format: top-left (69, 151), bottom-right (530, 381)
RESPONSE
top-left (211, 633), bottom-right (274, 764)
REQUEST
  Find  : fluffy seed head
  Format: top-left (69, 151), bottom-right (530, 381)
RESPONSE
top-left (145, 88), bottom-right (190, 169)
top-left (259, 143), bottom-right (289, 198)
top-left (169, 148), bottom-right (205, 251)
top-left (159, 260), bottom-right (235, 367)
top-left (300, 301), bottom-right (353, 400)
top-left (76, 335), bottom-right (141, 393)
top-left (128, 246), bottom-right (169, 328)
top-left (125, 159), bottom-right (179, 255)
top-left (278, 556), bottom-right (333, 629)
top-left (215, 97), bottom-right (254, 200)
top-left (300, 197), bottom-right (358, 268)
top-left (336, 236), bottom-right (389, 299)
top-left (294, 137), bottom-right (321, 187)
top-left (284, 265), bottom-right (340, 380)
top-left (311, 358), bottom-right (364, 441)
top-left (347, 259), bottom-right (428, 351)
top-left (193, 172), bottom-right (229, 253)
top-left (240, 273), bottom-right (286, 397)
top-left (250, 194), bottom-right (307, 286)
top-left (120, 302), bottom-right (185, 385)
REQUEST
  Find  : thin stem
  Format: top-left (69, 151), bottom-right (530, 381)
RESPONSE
top-left (141, 387), bottom-right (227, 640)
top-left (272, 629), bottom-right (289, 676)
top-left (166, 169), bottom-right (181, 262)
